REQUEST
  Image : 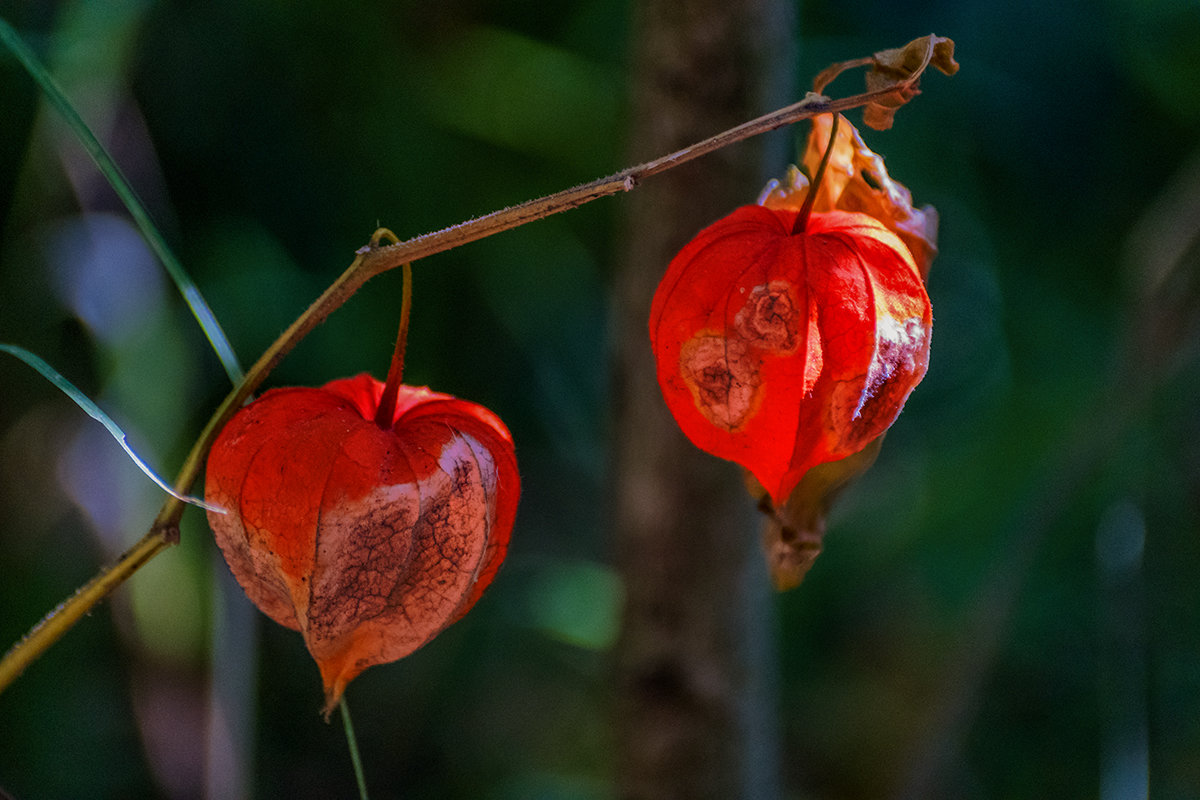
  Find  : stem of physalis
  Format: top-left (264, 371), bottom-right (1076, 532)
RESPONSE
top-left (792, 113), bottom-right (841, 235)
top-left (373, 229), bottom-right (413, 429)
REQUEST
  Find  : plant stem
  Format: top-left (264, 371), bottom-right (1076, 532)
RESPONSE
top-left (340, 697), bottom-right (370, 800)
top-left (353, 81), bottom-right (912, 278)
top-left (0, 529), bottom-right (171, 691)
top-left (375, 235), bottom-right (412, 425)
top-left (792, 112), bottom-right (840, 234)
top-left (374, 262), bottom-right (412, 428)
top-left (0, 43), bottom-right (948, 694)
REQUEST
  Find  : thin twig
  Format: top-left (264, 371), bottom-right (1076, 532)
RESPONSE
top-left (0, 530), bottom-right (172, 689)
top-left (354, 83), bottom-right (918, 278)
top-left (0, 45), bottom-right (945, 694)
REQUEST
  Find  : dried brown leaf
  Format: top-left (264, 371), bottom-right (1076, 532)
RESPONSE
top-left (863, 35), bottom-right (959, 130)
top-left (811, 34), bottom-right (958, 131)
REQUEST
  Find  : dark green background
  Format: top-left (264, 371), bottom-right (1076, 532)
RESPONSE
top-left (1, 0), bottom-right (1197, 797)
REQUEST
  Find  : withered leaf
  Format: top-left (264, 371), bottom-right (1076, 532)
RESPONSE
top-left (863, 35), bottom-right (959, 130)
top-left (811, 34), bottom-right (958, 131)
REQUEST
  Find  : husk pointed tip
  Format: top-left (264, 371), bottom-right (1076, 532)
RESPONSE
top-left (320, 673), bottom-right (349, 722)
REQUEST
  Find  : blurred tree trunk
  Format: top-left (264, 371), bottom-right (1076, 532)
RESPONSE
top-left (611, 1), bottom-right (795, 799)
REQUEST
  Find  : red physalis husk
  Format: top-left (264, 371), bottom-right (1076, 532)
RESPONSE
top-left (649, 112), bottom-right (935, 516)
top-left (205, 373), bottom-right (519, 716)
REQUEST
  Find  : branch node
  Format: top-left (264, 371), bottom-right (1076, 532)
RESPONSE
top-left (154, 522), bottom-right (182, 546)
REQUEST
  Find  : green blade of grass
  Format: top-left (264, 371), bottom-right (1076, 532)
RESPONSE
top-left (0, 17), bottom-right (244, 385)
top-left (1, 344), bottom-right (224, 514)
top-left (339, 697), bottom-right (370, 800)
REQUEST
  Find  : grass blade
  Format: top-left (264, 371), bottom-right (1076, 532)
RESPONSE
top-left (0, 17), bottom-right (244, 384)
top-left (339, 697), bottom-right (370, 800)
top-left (1, 344), bottom-right (224, 514)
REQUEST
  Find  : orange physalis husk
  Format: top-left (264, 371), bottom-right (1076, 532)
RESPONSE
top-left (649, 113), bottom-right (936, 587)
top-left (205, 373), bottom-right (519, 716)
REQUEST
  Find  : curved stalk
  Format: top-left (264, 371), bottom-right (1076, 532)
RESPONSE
top-left (792, 112), bottom-right (841, 234)
top-left (372, 228), bottom-right (412, 429)
top-left (0, 37), bottom-right (951, 694)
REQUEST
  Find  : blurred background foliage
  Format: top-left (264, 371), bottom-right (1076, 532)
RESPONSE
top-left (1, 0), bottom-right (1198, 798)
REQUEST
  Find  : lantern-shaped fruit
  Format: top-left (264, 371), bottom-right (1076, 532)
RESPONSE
top-left (205, 373), bottom-right (519, 714)
top-left (650, 113), bottom-right (936, 508)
